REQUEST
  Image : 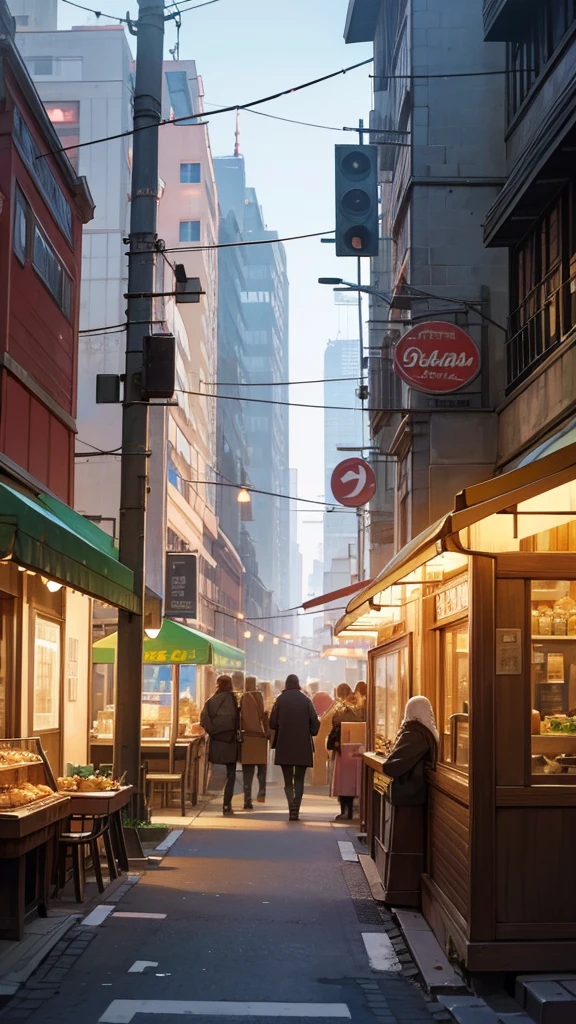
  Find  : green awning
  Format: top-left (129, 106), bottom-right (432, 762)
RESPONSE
top-left (0, 480), bottom-right (138, 612)
top-left (93, 618), bottom-right (245, 668)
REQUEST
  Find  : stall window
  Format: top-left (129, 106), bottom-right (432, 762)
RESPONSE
top-left (441, 623), bottom-right (469, 769)
top-left (142, 665), bottom-right (173, 739)
top-left (371, 641), bottom-right (409, 755)
top-left (33, 617), bottom-right (61, 732)
top-left (531, 580), bottom-right (576, 777)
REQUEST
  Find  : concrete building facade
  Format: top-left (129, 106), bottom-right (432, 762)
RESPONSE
top-left (343, 0), bottom-right (509, 573)
top-left (323, 337), bottom-right (363, 572)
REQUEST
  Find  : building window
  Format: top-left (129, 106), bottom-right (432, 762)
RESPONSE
top-left (44, 102), bottom-right (80, 172)
top-left (14, 14), bottom-right (29, 26)
top-left (507, 1), bottom-right (576, 121)
top-left (13, 187), bottom-right (29, 264)
top-left (33, 617), bottom-right (61, 732)
top-left (26, 57), bottom-right (82, 81)
top-left (506, 174), bottom-right (576, 392)
top-left (33, 225), bottom-right (72, 317)
top-left (180, 162), bottom-right (201, 183)
top-left (13, 107), bottom-right (73, 244)
top-left (179, 220), bottom-right (200, 243)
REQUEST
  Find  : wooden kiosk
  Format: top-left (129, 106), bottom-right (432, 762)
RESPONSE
top-left (336, 441), bottom-right (576, 971)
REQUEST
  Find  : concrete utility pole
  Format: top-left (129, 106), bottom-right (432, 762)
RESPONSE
top-left (114, 0), bottom-right (165, 819)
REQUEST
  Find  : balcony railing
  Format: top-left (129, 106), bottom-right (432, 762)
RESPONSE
top-left (505, 270), bottom-right (576, 393)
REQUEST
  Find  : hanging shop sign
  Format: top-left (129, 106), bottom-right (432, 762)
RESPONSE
top-left (393, 321), bottom-right (481, 394)
top-left (165, 553), bottom-right (197, 618)
top-left (331, 457), bottom-right (377, 507)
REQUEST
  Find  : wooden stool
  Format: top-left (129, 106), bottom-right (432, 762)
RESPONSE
top-left (146, 742), bottom-right (191, 817)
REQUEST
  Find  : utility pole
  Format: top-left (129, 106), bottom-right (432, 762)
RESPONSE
top-left (114, 0), bottom-right (165, 820)
top-left (356, 117), bottom-right (366, 581)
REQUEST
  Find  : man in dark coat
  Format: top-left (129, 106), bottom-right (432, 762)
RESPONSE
top-left (200, 675), bottom-right (239, 815)
top-left (269, 674), bottom-right (320, 820)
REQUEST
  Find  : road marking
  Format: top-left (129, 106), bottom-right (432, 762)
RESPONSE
top-left (362, 933), bottom-right (401, 972)
top-left (127, 961), bottom-right (159, 973)
top-left (154, 829), bottom-right (183, 852)
top-left (337, 841), bottom-right (358, 862)
top-left (81, 905), bottom-right (115, 927)
top-left (112, 912), bottom-right (166, 920)
top-left (99, 1001), bottom-right (352, 1022)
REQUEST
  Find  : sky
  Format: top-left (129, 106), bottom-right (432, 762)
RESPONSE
top-left (57, 0), bottom-right (373, 597)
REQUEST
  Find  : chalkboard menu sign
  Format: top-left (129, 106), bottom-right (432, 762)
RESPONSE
top-left (537, 682), bottom-right (566, 716)
top-left (165, 553), bottom-right (197, 618)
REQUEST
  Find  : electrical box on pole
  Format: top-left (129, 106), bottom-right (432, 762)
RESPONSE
top-left (334, 145), bottom-right (378, 257)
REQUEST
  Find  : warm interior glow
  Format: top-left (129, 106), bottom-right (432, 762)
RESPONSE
top-left (46, 580), bottom-right (63, 593)
top-left (145, 628), bottom-right (161, 639)
top-left (243, 629), bottom-right (252, 639)
top-left (237, 488), bottom-right (251, 504)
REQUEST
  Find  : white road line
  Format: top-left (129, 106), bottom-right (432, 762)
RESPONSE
top-left (99, 1002), bottom-right (351, 1022)
top-left (112, 912), bottom-right (166, 919)
top-left (127, 961), bottom-right (159, 974)
top-left (337, 841), bottom-right (358, 862)
top-left (154, 829), bottom-right (183, 852)
top-left (81, 904), bottom-right (115, 927)
top-left (362, 932), bottom-right (401, 972)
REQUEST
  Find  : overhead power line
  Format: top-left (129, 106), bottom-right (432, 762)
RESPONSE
top-left (370, 68), bottom-right (532, 81)
top-left (39, 57), bottom-right (374, 159)
top-left (60, 0), bottom-right (128, 23)
top-left (177, 388), bottom-right (368, 413)
top-left (211, 376), bottom-right (360, 388)
top-left (158, 229), bottom-right (334, 254)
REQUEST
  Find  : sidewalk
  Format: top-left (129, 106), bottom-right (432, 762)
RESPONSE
top-left (0, 769), bottom-right (451, 1024)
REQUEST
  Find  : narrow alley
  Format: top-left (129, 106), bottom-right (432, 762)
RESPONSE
top-left (0, 775), bottom-right (444, 1024)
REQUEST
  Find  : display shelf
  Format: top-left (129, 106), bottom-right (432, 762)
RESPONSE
top-left (532, 634), bottom-right (576, 640)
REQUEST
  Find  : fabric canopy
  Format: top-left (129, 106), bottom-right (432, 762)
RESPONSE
top-left (93, 618), bottom-right (245, 669)
top-left (0, 480), bottom-right (138, 612)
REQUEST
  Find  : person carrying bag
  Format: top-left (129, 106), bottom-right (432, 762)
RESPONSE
top-left (239, 676), bottom-right (269, 809)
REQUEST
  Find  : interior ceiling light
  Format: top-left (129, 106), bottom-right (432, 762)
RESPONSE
top-left (46, 580), bottom-right (63, 593)
top-left (145, 628), bottom-right (161, 639)
top-left (17, 565), bottom-right (26, 572)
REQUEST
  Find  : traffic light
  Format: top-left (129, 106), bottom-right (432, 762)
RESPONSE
top-left (334, 144), bottom-right (378, 257)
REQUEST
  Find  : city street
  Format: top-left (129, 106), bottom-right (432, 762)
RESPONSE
top-left (0, 774), bottom-right (439, 1024)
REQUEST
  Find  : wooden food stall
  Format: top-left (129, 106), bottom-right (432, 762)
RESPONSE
top-left (0, 738), bottom-right (70, 939)
top-left (335, 441), bottom-right (576, 971)
top-left (91, 620), bottom-right (245, 805)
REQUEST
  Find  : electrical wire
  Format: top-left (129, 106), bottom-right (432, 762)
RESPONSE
top-left (209, 376), bottom-right (360, 388)
top-left (204, 101), bottom-right (345, 133)
top-left (147, 229), bottom-right (333, 254)
top-left (370, 68), bottom-right (532, 81)
top-left (177, 389), bottom-right (369, 413)
top-left (204, 600), bottom-right (322, 653)
top-left (184, 478), bottom-right (344, 508)
top-left (165, 0), bottom-right (224, 10)
top-left (39, 57), bottom-right (374, 159)
top-left (60, 0), bottom-right (128, 23)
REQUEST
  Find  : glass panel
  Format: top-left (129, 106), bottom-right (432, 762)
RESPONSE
top-left (531, 580), bottom-right (576, 776)
top-left (90, 663), bottom-right (115, 739)
top-left (13, 189), bottom-right (28, 264)
top-left (33, 617), bottom-right (61, 731)
top-left (180, 162), bottom-right (201, 183)
top-left (442, 622), bottom-right (469, 769)
top-left (373, 644), bottom-right (409, 755)
top-left (142, 665), bottom-right (173, 739)
top-left (178, 664), bottom-right (200, 736)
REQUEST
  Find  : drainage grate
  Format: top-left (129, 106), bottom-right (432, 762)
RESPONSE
top-left (341, 862), bottom-right (383, 925)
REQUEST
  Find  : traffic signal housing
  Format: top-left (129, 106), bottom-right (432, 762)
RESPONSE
top-left (334, 144), bottom-right (378, 257)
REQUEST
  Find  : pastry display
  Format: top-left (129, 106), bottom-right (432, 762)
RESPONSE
top-left (57, 774), bottom-right (122, 792)
top-left (0, 748), bottom-right (43, 768)
top-left (0, 782), bottom-right (53, 808)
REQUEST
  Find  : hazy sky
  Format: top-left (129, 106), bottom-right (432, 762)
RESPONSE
top-left (57, 0), bottom-right (372, 596)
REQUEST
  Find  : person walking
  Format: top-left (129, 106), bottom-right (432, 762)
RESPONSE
top-left (269, 674), bottom-right (320, 821)
top-left (200, 675), bottom-right (239, 816)
top-left (328, 682), bottom-right (365, 821)
top-left (240, 676), bottom-right (269, 809)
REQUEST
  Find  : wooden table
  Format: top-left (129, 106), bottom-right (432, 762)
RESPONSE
top-left (65, 786), bottom-right (132, 874)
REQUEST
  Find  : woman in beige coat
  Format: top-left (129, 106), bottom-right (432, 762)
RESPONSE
top-left (240, 676), bottom-right (269, 809)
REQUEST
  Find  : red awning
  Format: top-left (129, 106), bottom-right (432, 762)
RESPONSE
top-left (302, 579), bottom-right (373, 611)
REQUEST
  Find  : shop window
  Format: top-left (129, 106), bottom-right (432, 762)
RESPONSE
top-left (531, 580), bottom-right (576, 777)
top-left (179, 220), bottom-right (200, 243)
top-left (33, 617), bottom-right (61, 732)
top-left (142, 665), bottom-right (173, 739)
top-left (180, 162), bottom-right (201, 183)
top-left (32, 225), bottom-right (72, 317)
top-left (370, 640), bottom-right (409, 755)
top-left (441, 624), bottom-right (469, 769)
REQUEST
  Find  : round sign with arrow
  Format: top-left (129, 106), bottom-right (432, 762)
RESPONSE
top-left (331, 458), bottom-right (376, 508)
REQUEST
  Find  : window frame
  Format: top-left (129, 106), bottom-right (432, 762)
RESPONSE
top-left (32, 222), bottom-right (73, 318)
top-left (180, 162), bottom-right (201, 184)
top-left (179, 220), bottom-right (201, 243)
top-left (31, 614), bottom-right (62, 734)
top-left (12, 185), bottom-right (30, 265)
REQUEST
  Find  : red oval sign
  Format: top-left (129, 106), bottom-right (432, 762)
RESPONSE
top-left (331, 458), bottom-right (376, 508)
top-left (393, 321), bottom-right (480, 394)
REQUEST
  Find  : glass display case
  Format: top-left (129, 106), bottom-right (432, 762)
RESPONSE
top-left (441, 622), bottom-right (469, 769)
top-left (531, 580), bottom-right (576, 776)
top-left (90, 664), bottom-right (202, 743)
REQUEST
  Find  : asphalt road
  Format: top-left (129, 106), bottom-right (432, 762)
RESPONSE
top-left (1, 770), bottom-right (437, 1024)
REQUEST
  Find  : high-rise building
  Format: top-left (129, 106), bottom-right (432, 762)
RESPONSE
top-left (289, 468), bottom-right (303, 617)
top-left (323, 338), bottom-right (364, 572)
top-left (214, 153), bottom-right (291, 613)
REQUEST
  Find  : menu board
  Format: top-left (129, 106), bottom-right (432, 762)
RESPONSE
top-left (537, 682), bottom-right (566, 716)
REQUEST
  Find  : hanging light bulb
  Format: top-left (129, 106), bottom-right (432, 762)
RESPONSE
top-left (17, 565), bottom-right (26, 573)
top-left (145, 628), bottom-right (161, 639)
top-left (272, 637), bottom-right (279, 646)
top-left (237, 488), bottom-right (251, 504)
top-left (258, 633), bottom-right (265, 642)
top-left (237, 612), bottom-right (245, 620)
top-left (46, 580), bottom-right (63, 593)
top-left (243, 629), bottom-right (252, 639)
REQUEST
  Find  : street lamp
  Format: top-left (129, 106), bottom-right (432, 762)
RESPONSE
top-left (237, 488), bottom-right (251, 503)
